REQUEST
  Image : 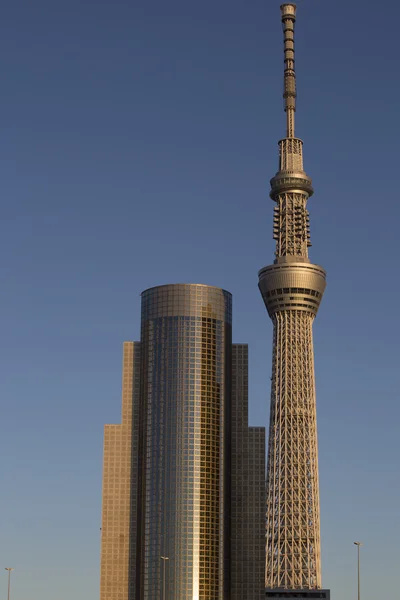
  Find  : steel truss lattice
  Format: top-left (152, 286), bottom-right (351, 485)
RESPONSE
top-left (265, 310), bottom-right (321, 589)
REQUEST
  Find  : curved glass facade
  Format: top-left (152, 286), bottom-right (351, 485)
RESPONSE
top-left (137, 284), bottom-right (232, 600)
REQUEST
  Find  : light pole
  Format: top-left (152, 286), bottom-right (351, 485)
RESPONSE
top-left (161, 556), bottom-right (169, 600)
top-left (354, 542), bottom-right (362, 600)
top-left (5, 568), bottom-right (14, 600)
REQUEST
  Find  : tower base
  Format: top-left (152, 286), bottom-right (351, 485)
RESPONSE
top-left (265, 590), bottom-right (330, 600)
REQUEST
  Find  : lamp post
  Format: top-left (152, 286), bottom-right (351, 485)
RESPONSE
top-left (353, 542), bottom-right (362, 600)
top-left (5, 568), bottom-right (14, 600)
top-left (161, 556), bottom-right (169, 600)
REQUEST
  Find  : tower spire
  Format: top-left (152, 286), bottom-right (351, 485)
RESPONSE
top-left (281, 3), bottom-right (297, 139)
top-left (269, 5), bottom-right (314, 261)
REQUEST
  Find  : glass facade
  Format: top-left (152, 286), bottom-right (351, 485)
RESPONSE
top-left (137, 284), bottom-right (232, 600)
top-left (100, 342), bottom-right (141, 600)
top-left (231, 345), bottom-right (266, 600)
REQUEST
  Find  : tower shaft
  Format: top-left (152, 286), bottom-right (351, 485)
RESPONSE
top-left (266, 311), bottom-right (320, 589)
top-left (259, 4), bottom-right (327, 594)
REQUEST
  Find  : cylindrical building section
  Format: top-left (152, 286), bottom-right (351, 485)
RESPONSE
top-left (137, 284), bottom-right (232, 600)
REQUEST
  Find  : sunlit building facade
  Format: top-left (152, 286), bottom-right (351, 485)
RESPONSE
top-left (100, 283), bottom-right (265, 600)
top-left (100, 342), bottom-right (140, 600)
top-left (138, 284), bottom-right (232, 599)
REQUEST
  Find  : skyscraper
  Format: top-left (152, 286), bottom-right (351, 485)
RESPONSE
top-left (138, 284), bottom-right (232, 599)
top-left (100, 342), bottom-right (141, 600)
top-left (231, 344), bottom-right (265, 600)
top-left (258, 4), bottom-right (330, 599)
top-left (100, 284), bottom-right (265, 600)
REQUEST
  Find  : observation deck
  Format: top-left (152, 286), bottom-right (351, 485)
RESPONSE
top-left (258, 261), bottom-right (326, 317)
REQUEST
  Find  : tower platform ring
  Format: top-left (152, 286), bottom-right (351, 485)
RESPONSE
top-left (258, 261), bottom-right (326, 317)
top-left (270, 172), bottom-right (314, 198)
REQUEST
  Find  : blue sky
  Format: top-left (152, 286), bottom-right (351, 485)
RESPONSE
top-left (1, 0), bottom-right (399, 598)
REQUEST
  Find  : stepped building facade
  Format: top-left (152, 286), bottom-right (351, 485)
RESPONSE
top-left (100, 284), bottom-right (265, 600)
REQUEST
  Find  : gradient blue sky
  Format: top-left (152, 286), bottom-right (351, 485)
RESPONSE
top-left (1, 0), bottom-right (399, 598)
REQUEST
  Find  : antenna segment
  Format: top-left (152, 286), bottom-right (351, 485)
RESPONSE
top-left (282, 3), bottom-right (297, 138)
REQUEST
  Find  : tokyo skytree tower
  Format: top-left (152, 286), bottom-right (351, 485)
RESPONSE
top-left (259, 5), bottom-right (330, 598)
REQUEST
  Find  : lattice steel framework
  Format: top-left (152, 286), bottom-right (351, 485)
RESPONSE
top-left (258, 4), bottom-right (327, 592)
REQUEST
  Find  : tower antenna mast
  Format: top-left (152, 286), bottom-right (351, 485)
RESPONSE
top-left (282, 2), bottom-right (297, 138)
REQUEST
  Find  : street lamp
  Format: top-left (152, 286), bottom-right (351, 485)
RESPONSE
top-left (353, 542), bottom-right (363, 600)
top-left (5, 568), bottom-right (14, 600)
top-left (161, 556), bottom-right (169, 600)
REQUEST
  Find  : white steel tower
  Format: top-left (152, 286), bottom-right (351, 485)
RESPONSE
top-left (258, 4), bottom-right (330, 599)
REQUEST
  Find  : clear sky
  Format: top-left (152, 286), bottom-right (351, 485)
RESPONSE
top-left (1, 0), bottom-right (399, 598)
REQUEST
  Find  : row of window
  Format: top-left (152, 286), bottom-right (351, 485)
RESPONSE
top-left (265, 287), bottom-right (321, 298)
